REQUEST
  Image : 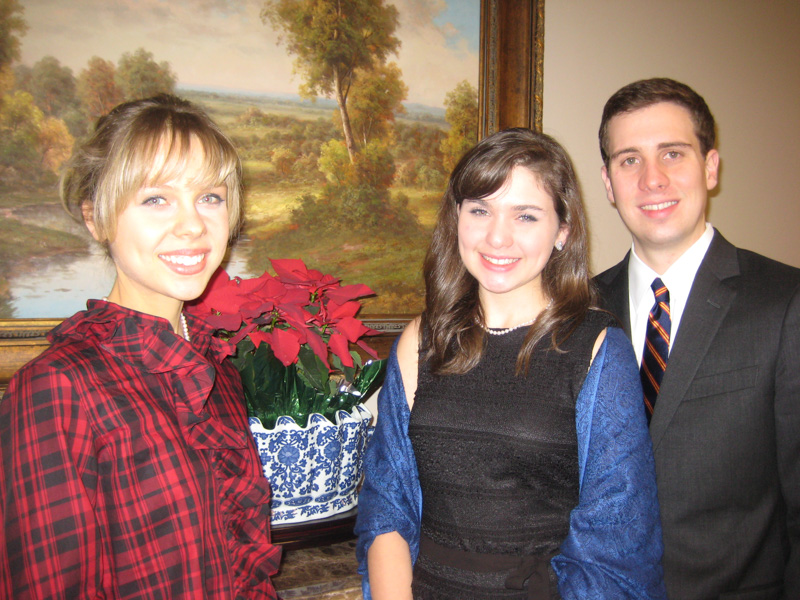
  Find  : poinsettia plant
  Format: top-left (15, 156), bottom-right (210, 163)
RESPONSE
top-left (188, 259), bottom-right (386, 429)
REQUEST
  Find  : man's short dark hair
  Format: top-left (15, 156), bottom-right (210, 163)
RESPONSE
top-left (599, 78), bottom-right (716, 167)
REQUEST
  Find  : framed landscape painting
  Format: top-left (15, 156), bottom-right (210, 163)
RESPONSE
top-left (0, 0), bottom-right (543, 388)
top-left (2, 0), bottom-right (485, 317)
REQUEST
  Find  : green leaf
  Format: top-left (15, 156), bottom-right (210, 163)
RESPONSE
top-left (230, 338), bottom-right (255, 373)
top-left (326, 377), bottom-right (339, 398)
top-left (354, 358), bottom-right (387, 396)
top-left (236, 352), bottom-right (257, 402)
top-left (234, 336), bottom-right (386, 428)
top-left (296, 345), bottom-right (330, 391)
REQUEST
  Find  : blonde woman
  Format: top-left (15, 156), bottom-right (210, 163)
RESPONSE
top-left (0, 95), bottom-right (280, 598)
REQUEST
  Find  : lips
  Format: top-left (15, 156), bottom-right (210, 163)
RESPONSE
top-left (641, 200), bottom-right (678, 212)
top-left (160, 253), bottom-right (205, 266)
top-left (481, 254), bottom-right (519, 266)
top-left (159, 251), bottom-right (209, 274)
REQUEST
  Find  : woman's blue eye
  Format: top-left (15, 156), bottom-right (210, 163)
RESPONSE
top-left (143, 196), bottom-right (166, 206)
top-left (200, 194), bottom-right (225, 204)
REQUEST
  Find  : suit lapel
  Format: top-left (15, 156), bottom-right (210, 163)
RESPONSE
top-left (599, 253), bottom-right (632, 339)
top-left (649, 232), bottom-right (741, 450)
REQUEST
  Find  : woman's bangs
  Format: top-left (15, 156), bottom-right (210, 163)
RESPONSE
top-left (453, 154), bottom-right (518, 204)
top-left (123, 127), bottom-right (236, 193)
top-left (189, 130), bottom-right (239, 189)
top-left (454, 167), bottom-right (503, 203)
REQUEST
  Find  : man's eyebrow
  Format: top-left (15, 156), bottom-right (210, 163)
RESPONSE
top-left (657, 141), bottom-right (693, 151)
top-left (608, 147), bottom-right (638, 162)
top-left (609, 141), bottom-right (694, 161)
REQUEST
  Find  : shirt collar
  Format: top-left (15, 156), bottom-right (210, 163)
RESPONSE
top-left (50, 300), bottom-right (236, 368)
top-left (50, 300), bottom-right (245, 449)
top-left (628, 223), bottom-right (715, 318)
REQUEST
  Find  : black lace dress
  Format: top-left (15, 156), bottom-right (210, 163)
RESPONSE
top-left (408, 311), bottom-right (613, 599)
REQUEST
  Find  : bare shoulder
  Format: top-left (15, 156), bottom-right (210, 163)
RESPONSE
top-left (590, 327), bottom-right (608, 365)
top-left (396, 316), bottom-right (421, 410)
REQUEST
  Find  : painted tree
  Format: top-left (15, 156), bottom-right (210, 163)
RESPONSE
top-left (0, 0), bottom-right (27, 95)
top-left (317, 139), bottom-right (350, 185)
top-left (262, 0), bottom-right (400, 162)
top-left (38, 116), bottom-right (73, 173)
top-left (116, 48), bottom-right (176, 101)
top-left (0, 91), bottom-right (42, 175)
top-left (78, 56), bottom-right (123, 120)
top-left (440, 80), bottom-right (478, 172)
top-left (12, 63), bottom-right (30, 91)
top-left (347, 62), bottom-right (407, 147)
top-left (29, 56), bottom-right (78, 117)
top-left (271, 146), bottom-right (296, 178)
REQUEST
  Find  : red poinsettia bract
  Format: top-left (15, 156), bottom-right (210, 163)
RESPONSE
top-left (189, 259), bottom-right (379, 369)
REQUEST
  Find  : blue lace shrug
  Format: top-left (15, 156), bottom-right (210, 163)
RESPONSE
top-left (355, 327), bottom-right (666, 599)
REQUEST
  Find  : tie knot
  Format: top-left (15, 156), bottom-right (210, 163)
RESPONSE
top-left (651, 278), bottom-right (669, 303)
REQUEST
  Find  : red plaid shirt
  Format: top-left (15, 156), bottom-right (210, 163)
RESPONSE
top-left (0, 301), bottom-right (281, 599)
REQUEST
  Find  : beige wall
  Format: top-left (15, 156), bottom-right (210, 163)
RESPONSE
top-left (543, 0), bottom-right (800, 274)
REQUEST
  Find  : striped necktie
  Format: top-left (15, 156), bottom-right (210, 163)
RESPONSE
top-left (640, 278), bottom-right (671, 422)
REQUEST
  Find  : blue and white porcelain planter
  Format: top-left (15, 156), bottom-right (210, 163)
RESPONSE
top-left (249, 404), bottom-right (373, 524)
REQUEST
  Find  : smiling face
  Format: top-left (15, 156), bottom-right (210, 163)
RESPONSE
top-left (93, 139), bottom-right (231, 320)
top-left (601, 101), bottom-right (719, 272)
top-left (457, 165), bottom-right (568, 308)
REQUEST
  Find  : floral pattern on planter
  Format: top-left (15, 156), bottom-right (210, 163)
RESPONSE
top-left (250, 404), bottom-right (373, 524)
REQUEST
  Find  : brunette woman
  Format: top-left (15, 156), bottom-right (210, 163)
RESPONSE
top-left (355, 129), bottom-right (665, 599)
top-left (0, 95), bottom-right (280, 598)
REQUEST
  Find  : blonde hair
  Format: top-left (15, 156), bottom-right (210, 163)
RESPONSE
top-left (61, 94), bottom-right (243, 243)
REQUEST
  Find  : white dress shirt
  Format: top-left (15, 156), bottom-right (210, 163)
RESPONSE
top-left (628, 223), bottom-right (715, 365)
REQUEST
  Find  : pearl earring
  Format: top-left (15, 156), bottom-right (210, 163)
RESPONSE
top-left (555, 241), bottom-right (564, 251)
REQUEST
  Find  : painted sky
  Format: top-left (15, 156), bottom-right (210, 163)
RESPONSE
top-left (19, 0), bottom-right (480, 109)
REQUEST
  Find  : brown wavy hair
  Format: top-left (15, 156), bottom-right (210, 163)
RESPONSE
top-left (60, 94), bottom-right (243, 244)
top-left (420, 128), bottom-right (598, 375)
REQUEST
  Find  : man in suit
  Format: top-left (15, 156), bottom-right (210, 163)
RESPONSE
top-left (594, 77), bottom-right (799, 599)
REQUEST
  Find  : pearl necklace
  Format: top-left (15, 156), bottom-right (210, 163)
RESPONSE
top-left (476, 301), bottom-right (552, 336)
top-left (477, 316), bottom-right (537, 336)
top-left (180, 312), bottom-right (191, 342)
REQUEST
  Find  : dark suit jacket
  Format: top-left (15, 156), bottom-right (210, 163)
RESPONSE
top-left (595, 231), bottom-right (800, 600)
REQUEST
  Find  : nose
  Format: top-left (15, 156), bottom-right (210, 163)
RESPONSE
top-left (486, 214), bottom-right (513, 248)
top-left (640, 160), bottom-right (669, 191)
top-left (174, 200), bottom-right (206, 238)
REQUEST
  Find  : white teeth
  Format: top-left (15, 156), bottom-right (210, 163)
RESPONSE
top-left (642, 201), bottom-right (677, 211)
top-left (161, 254), bottom-right (204, 266)
top-left (482, 255), bottom-right (518, 265)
